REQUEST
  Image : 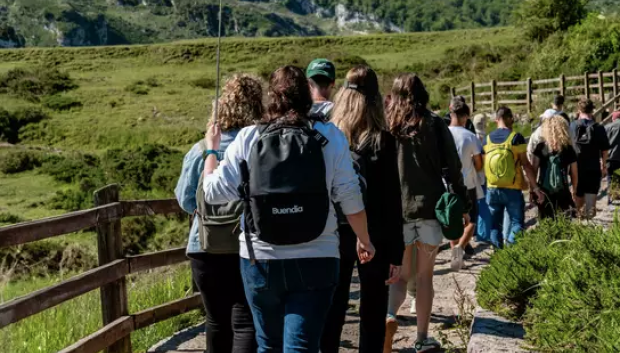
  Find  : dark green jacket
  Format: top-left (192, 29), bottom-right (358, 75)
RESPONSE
top-left (397, 110), bottom-right (471, 221)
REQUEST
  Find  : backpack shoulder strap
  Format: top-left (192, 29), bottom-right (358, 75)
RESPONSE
top-left (505, 131), bottom-right (517, 148)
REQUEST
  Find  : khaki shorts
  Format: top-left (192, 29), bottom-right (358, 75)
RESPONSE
top-left (403, 220), bottom-right (443, 247)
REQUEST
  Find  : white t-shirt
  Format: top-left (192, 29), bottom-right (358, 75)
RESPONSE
top-left (449, 126), bottom-right (483, 191)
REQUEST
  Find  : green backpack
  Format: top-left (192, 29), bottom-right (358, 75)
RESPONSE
top-left (435, 191), bottom-right (465, 241)
top-left (195, 140), bottom-right (243, 254)
top-left (484, 132), bottom-right (518, 188)
top-left (542, 152), bottom-right (566, 194)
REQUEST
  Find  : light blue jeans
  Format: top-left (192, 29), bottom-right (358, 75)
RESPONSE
top-left (487, 188), bottom-right (525, 249)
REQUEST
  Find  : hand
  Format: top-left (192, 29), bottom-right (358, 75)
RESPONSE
top-left (463, 213), bottom-right (471, 226)
top-left (386, 265), bottom-right (401, 285)
top-left (205, 121), bottom-right (221, 151)
top-left (357, 240), bottom-right (375, 264)
top-left (602, 165), bottom-right (608, 178)
top-left (533, 188), bottom-right (545, 205)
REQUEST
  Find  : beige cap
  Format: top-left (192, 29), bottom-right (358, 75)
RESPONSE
top-left (473, 113), bottom-right (487, 134)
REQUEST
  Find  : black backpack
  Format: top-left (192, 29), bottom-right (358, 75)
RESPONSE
top-left (575, 120), bottom-right (596, 150)
top-left (196, 140), bottom-right (243, 254)
top-left (239, 120), bottom-right (330, 245)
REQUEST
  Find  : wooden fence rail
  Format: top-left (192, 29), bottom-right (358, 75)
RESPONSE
top-left (452, 69), bottom-right (620, 119)
top-left (0, 184), bottom-right (199, 353)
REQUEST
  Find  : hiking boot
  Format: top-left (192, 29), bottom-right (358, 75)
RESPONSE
top-left (414, 337), bottom-right (441, 353)
top-left (450, 245), bottom-right (465, 271)
top-left (384, 316), bottom-right (398, 353)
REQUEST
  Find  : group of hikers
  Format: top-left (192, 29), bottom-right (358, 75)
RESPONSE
top-left (174, 59), bottom-right (617, 353)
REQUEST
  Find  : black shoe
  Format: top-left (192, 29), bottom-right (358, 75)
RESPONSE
top-left (464, 243), bottom-right (475, 256)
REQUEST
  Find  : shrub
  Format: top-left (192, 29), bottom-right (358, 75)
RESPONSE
top-left (190, 76), bottom-right (216, 89)
top-left (42, 94), bottom-right (83, 111)
top-left (47, 189), bottom-right (92, 211)
top-left (121, 217), bottom-right (158, 255)
top-left (0, 151), bottom-right (42, 174)
top-left (513, 0), bottom-right (588, 42)
top-left (145, 76), bottom-right (161, 87)
top-left (125, 81), bottom-right (150, 95)
top-left (0, 67), bottom-right (77, 101)
top-left (0, 108), bottom-right (50, 143)
top-left (0, 212), bottom-right (24, 225)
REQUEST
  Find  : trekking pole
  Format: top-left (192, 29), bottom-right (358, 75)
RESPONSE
top-left (212, 0), bottom-right (224, 125)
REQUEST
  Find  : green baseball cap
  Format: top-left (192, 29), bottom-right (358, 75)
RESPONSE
top-left (306, 58), bottom-right (336, 81)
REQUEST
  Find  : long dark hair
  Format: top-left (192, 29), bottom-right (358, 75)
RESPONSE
top-left (264, 66), bottom-right (313, 125)
top-left (386, 73), bottom-right (429, 137)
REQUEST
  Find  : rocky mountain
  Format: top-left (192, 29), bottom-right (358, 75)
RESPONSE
top-left (0, 0), bottom-right (616, 48)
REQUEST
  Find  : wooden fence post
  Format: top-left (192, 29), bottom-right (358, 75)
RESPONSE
top-left (599, 71), bottom-right (605, 105)
top-left (527, 77), bottom-right (533, 113)
top-left (491, 79), bottom-right (497, 111)
top-left (560, 74), bottom-right (566, 98)
top-left (94, 184), bottom-right (132, 353)
top-left (614, 69), bottom-right (618, 111)
top-left (585, 71), bottom-right (590, 100)
top-left (450, 87), bottom-right (456, 98)
top-left (470, 82), bottom-right (476, 112)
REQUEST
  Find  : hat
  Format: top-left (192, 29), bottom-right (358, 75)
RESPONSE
top-left (306, 59), bottom-right (336, 81)
top-left (540, 109), bottom-right (559, 119)
top-left (473, 113), bottom-right (487, 134)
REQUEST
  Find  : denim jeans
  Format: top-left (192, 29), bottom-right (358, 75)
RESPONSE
top-left (476, 185), bottom-right (492, 243)
top-left (240, 257), bottom-right (339, 353)
top-left (486, 188), bottom-right (525, 249)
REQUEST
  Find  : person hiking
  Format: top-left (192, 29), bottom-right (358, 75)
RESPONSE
top-left (307, 58), bottom-right (336, 120)
top-left (531, 115), bottom-right (579, 219)
top-left (528, 107), bottom-right (577, 162)
top-left (448, 98), bottom-right (483, 271)
top-left (473, 113), bottom-right (491, 244)
top-left (485, 106), bottom-right (543, 249)
top-left (175, 74), bottom-right (263, 353)
top-left (570, 98), bottom-right (610, 219)
top-left (443, 95), bottom-right (476, 134)
top-left (320, 66), bottom-right (403, 353)
top-left (384, 73), bottom-right (471, 353)
top-left (202, 66), bottom-right (376, 353)
top-left (605, 111), bottom-right (620, 205)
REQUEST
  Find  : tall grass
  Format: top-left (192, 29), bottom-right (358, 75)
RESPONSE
top-left (0, 264), bottom-right (202, 353)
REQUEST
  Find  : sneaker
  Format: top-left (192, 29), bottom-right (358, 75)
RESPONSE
top-left (414, 337), bottom-right (441, 353)
top-left (464, 243), bottom-right (475, 256)
top-left (384, 316), bottom-right (398, 353)
top-left (450, 245), bottom-right (465, 271)
top-left (409, 298), bottom-right (416, 314)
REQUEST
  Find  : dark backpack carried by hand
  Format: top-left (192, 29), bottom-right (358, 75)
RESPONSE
top-left (240, 120), bottom-right (330, 246)
top-left (542, 149), bottom-right (567, 194)
top-left (196, 140), bottom-right (243, 254)
top-left (575, 119), bottom-right (596, 151)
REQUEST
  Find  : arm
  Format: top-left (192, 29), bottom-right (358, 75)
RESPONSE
top-left (174, 144), bottom-right (204, 215)
top-left (473, 153), bottom-right (483, 172)
top-left (602, 150), bottom-right (609, 177)
top-left (519, 152), bottom-right (544, 203)
top-left (527, 128), bottom-right (541, 163)
top-left (569, 162), bottom-right (578, 198)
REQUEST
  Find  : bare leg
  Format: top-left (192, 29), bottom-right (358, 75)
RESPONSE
top-left (415, 242), bottom-right (439, 340)
top-left (387, 243), bottom-right (415, 316)
top-left (458, 223), bottom-right (476, 248)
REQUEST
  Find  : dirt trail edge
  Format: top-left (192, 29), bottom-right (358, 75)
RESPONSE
top-left (149, 191), bottom-right (615, 353)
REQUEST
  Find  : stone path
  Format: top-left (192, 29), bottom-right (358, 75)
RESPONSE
top-left (149, 186), bottom-right (616, 353)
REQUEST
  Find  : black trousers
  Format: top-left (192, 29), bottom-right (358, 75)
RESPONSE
top-left (320, 225), bottom-right (391, 353)
top-left (190, 253), bottom-right (256, 353)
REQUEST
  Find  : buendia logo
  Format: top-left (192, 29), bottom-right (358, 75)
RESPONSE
top-left (272, 205), bottom-right (304, 215)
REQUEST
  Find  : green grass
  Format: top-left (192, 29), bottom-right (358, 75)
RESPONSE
top-left (0, 264), bottom-right (202, 353)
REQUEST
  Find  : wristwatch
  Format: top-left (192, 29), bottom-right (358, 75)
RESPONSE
top-left (203, 149), bottom-right (220, 161)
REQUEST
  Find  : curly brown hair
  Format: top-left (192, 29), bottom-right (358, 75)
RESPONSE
top-left (216, 74), bottom-right (264, 132)
top-left (264, 66), bottom-right (312, 125)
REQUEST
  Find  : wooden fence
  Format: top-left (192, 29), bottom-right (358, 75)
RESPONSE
top-left (0, 184), bottom-right (200, 353)
top-left (452, 70), bottom-right (620, 114)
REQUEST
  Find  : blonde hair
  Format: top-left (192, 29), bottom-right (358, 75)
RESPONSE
top-left (331, 66), bottom-right (385, 149)
top-left (541, 115), bottom-right (572, 152)
top-left (216, 74), bottom-right (264, 132)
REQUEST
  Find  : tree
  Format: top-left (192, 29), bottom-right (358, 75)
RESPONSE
top-left (514, 0), bottom-right (589, 42)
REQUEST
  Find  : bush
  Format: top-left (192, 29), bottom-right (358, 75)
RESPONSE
top-left (0, 212), bottom-right (24, 225)
top-left (478, 217), bottom-right (620, 351)
top-left (121, 217), bottom-right (158, 255)
top-left (190, 76), bottom-right (216, 89)
top-left (47, 189), bottom-right (92, 211)
top-left (0, 108), bottom-right (50, 143)
top-left (125, 81), bottom-right (150, 95)
top-left (145, 76), bottom-right (161, 87)
top-left (513, 0), bottom-right (588, 42)
top-left (0, 151), bottom-right (42, 174)
top-left (0, 67), bottom-right (78, 101)
top-left (42, 94), bottom-right (83, 111)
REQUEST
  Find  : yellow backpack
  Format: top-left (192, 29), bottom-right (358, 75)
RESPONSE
top-left (484, 132), bottom-right (518, 188)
